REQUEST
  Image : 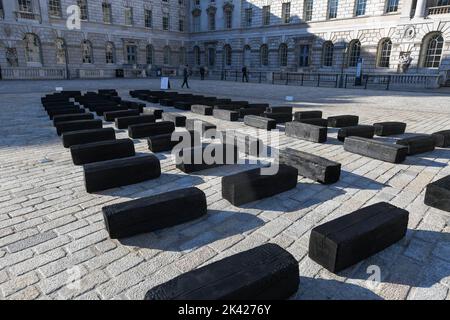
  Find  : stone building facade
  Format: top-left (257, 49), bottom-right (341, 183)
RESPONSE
top-left (0, 0), bottom-right (449, 84)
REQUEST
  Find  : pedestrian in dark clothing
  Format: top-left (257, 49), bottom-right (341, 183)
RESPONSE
top-left (181, 65), bottom-right (190, 89)
top-left (242, 66), bottom-right (249, 83)
top-left (199, 66), bottom-right (205, 80)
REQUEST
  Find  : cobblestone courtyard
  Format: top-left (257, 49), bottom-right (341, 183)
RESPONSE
top-left (0, 79), bottom-right (449, 300)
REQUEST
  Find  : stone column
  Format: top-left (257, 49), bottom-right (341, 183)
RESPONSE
top-left (414, 0), bottom-right (427, 18)
top-left (38, 0), bottom-right (50, 24)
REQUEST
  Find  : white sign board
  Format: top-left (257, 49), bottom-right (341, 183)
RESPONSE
top-left (55, 87), bottom-right (63, 92)
top-left (285, 96), bottom-right (294, 102)
top-left (160, 77), bottom-right (169, 90)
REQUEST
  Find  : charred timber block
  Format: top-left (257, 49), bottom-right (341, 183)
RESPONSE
top-left (103, 187), bottom-right (207, 239)
top-left (174, 101), bottom-right (192, 110)
top-left (238, 107), bottom-right (266, 118)
top-left (143, 109), bottom-right (163, 119)
top-left (280, 148), bottom-right (341, 184)
top-left (53, 113), bottom-right (94, 126)
top-left (147, 130), bottom-right (199, 152)
top-left (285, 122), bottom-right (327, 143)
top-left (144, 243), bottom-right (299, 300)
top-left (44, 103), bottom-right (75, 111)
top-left (373, 122), bottom-right (407, 136)
top-left (214, 104), bottom-right (242, 111)
top-left (267, 106), bottom-right (293, 114)
top-left (263, 112), bottom-right (293, 124)
top-left (56, 119), bottom-right (102, 136)
top-left (294, 111), bottom-right (323, 121)
top-left (337, 125), bottom-right (375, 142)
top-left (104, 109), bottom-right (139, 122)
top-left (95, 106), bottom-right (128, 116)
top-left (296, 118), bottom-right (328, 127)
top-left (159, 98), bottom-right (175, 106)
top-left (116, 114), bottom-right (155, 130)
top-left (308, 202), bottom-right (409, 273)
top-left (48, 107), bottom-right (84, 119)
top-left (344, 137), bottom-right (407, 163)
top-left (191, 104), bottom-right (213, 116)
top-left (84, 155), bottom-right (161, 193)
top-left (432, 130), bottom-right (450, 147)
top-left (185, 119), bottom-right (216, 136)
top-left (215, 99), bottom-right (232, 104)
top-left (396, 135), bottom-right (435, 155)
top-left (213, 109), bottom-right (239, 122)
top-left (120, 101), bottom-right (145, 112)
top-left (222, 165), bottom-right (298, 206)
top-left (175, 143), bottom-right (238, 173)
top-left (146, 96), bottom-right (160, 103)
top-left (62, 128), bottom-right (116, 148)
top-left (327, 115), bottom-right (359, 127)
top-left (244, 115), bottom-right (277, 131)
top-left (162, 113), bottom-right (187, 127)
top-left (70, 139), bottom-right (135, 165)
top-left (220, 132), bottom-right (264, 157)
top-left (424, 175), bottom-right (450, 212)
top-left (128, 121), bottom-right (175, 139)
top-left (248, 103), bottom-right (270, 109)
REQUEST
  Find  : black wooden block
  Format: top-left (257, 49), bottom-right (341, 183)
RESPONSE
top-left (396, 135), bottom-right (435, 155)
top-left (62, 128), bottom-right (116, 148)
top-left (294, 111), bottom-right (323, 121)
top-left (238, 107), bottom-right (266, 118)
top-left (344, 137), bottom-right (407, 163)
top-left (244, 115), bottom-right (277, 131)
top-left (337, 125), bottom-right (375, 142)
top-left (147, 130), bottom-right (199, 152)
top-left (159, 98), bottom-right (175, 106)
top-left (115, 114), bottom-right (155, 129)
top-left (84, 155), bottom-right (161, 193)
top-left (95, 106), bottom-right (128, 116)
top-left (267, 106), bottom-right (293, 114)
top-left (56, 119), bottom-right (103, 136)
top-left (213, 109), bottom-right (239, 122)
top-left (162, 113), bottom-right (187, 127)
top-left (222, 165), bottom-right (298, 206)
top-left (285, 122), bottom-right (327, 143)
top-left (103, 187), bottom-right (207, 239)
top-left (308, 202), bottom-right (409, 273)
top-left (53, 113), bottom-right (94, 126)
top-left (248, 103), bottom-right (270, 109)
top-left (296, 118), bottom-right (328, 127)
top-left (120, 101), bottom-right (145, 113)
top-left (220, 131), bottom-right (264, 157)
top-left (104, 109), bottom-right (139, 122)
top-left (48, 107), bottom-right (84, 119)
top-left (373, 122), bottom-right (407, 136)
top-left (174, 101), bottom-right (192, 110)
top-left (185, 119), bottom-right (216, 136)
top-left (280, 148), bottom-right (341, 184)
top-left (191, 104), bottom-right (213, 116)
top-left (70, 139), bottom-right (135, 165)
top-left (424, 175), bottom-right (450, 212)
top-left (263, 112), bottom-right (293, 124)
top-left (214, 104), bottom-right (242, 111)
top-left (152, 109), bottom-right (163, 119)
top-left (176, 143), bottom-right (238, 173)
top-left (432, 130), bottom-right (450, 147)
top-left (327, 115), bottom-right (359, 127)
top-left (144, 243), bottom-right (299, 300)
top-left (44, 103), bottom-right (75, 111)
top-left (128, 121), bottom-right (175, 139)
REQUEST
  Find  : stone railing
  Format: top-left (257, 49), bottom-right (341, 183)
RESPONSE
top-left (78, 68), bottom-right (116, 79)
top-left (14, 11), bottom-right (41, 22)
top-left (1, 67), bottom-right (66, 80)
top-left (428, 5), bottom-right (450, 15)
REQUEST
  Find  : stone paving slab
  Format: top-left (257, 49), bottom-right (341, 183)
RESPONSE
top-left (0, 79), bottom-right (449, 300)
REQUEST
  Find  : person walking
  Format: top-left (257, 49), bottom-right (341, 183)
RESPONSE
top-left (242, 66), bottom-right (249, 83)
top-left (181, 64), bottom-right (190, 89)
top-left (199, 66), bottom-right (205, 80)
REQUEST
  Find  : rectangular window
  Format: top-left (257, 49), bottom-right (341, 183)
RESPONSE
top-left (124, 7), bottom-right (133, 25)
top-left (355, 0), bottom-right (366, 16)
top-left (262, 5), bottom-right (270, 25)
top-left (327, 0), bottom-right (339, 19)
top-left (208, 13), bottom-right (215, 30)
top-left (144, 9), bottom-right (152, 28)
top-left (77, 0), bottom-right (88, 20)
top-left (299, 45), bottom-right (309, 67)
top-left (163, 14), bottom-right (170, 30)
top-left (304, 0), bottom-right (313, 22)
top-left (179, 18), bottom-right (184, 32)
top-left (102, 3), bottom-right (112, 24)
top-left (385, 0), bottom-right (399, 13)
top-left (244, 8), bottom-right (252, 27)
top-left (48, 0), bottom-right (62, 17)
top-left (208, 48), bottom-right (215, 66)
top-left (282, 2), bottom-right (291, 23)
top-left (193, 15), bottom-right (200, 32)
top-left (225, 10), bottom-right (232, 29)
top-left (126, 45), bottom-right (137, 64)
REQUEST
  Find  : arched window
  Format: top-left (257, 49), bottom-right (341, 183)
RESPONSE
top-left (224, 45), bottom-right (232, 66)
top-left (347, 40), bottom-right (361, 67)
top-left (193, 46), bottom-right (201, 65)
top-left (279, 43), bottom-right (288, 67)
top-left (146, 45), bottom-right (154, 65)
top-left (243, 45), bottom-right (251, 67)
top-left (422, 32), bottom-right (444, 68)
top-left (24, 33), bottom-right (42, 64)
top-left (322, 41), bottom-right (334, 67)
top-left (260, 44), bottom-right (269, 66)
top-left (81, 40), bottom-right (93, 64)
top-left (179, 47), bottom-right (186, 65)
top-left (105, 42), bottom-right (115, 64)
top-left (55, 38), bottom-right (66, 65)
top-left (224, 6), bottom-right (233, 29)
top-left (377, 38), bottom-right (392, 68)
top-left (163, 46), bottom-right (171, 65)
